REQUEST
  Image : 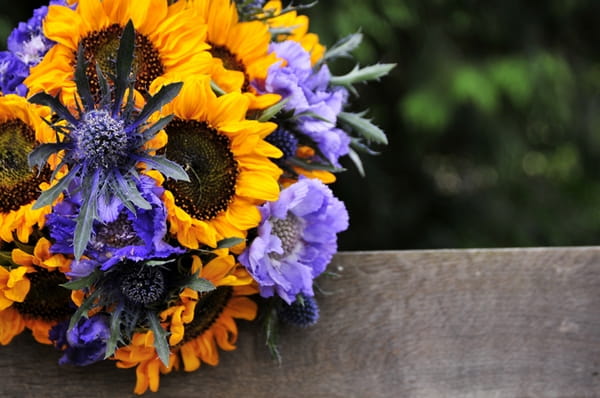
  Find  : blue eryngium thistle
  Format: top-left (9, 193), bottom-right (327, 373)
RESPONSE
top-left (27, 21), bottom-right (188, 259)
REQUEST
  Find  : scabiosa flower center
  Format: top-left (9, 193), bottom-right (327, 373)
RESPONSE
top-left (179, 286), bottom-right (233, 345)
top-left (163, 118), bottom-right (239, 221)
top-left (120, 264), bottom-right (167, 306)
top-left (266, 128), bottom-right (298, 160)
top-left (0, 119), bottom-right (51, 212)
top-left (92, 213), bottom-right (142, 250)
top-left (72, 110), bottom-right (128, 170)
top-left (270, 212), bottom-right (304, 260)
top-left (13, 268), bottom-right (72, 321)
top-left (78, 24), bottom-right (164, 97)
top-left (209, 44), bottom-right (249, 91)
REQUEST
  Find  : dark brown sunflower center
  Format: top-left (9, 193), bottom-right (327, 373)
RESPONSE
top-left (78, 24), bottom-right (164, 98)
top-left (0, 119), bottom-right (51, 213)
top-left (163, 119), bottom-right (239, 221)
top-left (180, 286), bottom-right (233, 344)
top-left (13, 268), bottom-right (72, 322)
top-left (209, 44), bottom-right (249, 91)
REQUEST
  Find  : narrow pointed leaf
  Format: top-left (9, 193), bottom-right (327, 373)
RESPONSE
top-left (32, 165), bottom-right (80, 209)
top-left (133, 154), bottom-right (189, 182)
top-left (258, 98), bottom-right (289, 122)
top-left (140, 114), bottom-right (174, 140)
top-left (114, 171), bottom-right (152, 210)
top-left (28, 142), bottom-right (65, 169)
top-left (60, 270), bottom-right (100, 290)
top-left (321, 32), bottom-right (363, 63)
top-left (113, 20), bottom-right (135, 115)
top-left (96, 64), bottom-right (112, 109)
top-left (288, 157), bottom-right (345, 173)
top-left (68, 288), bottom-right (101, 331)
top-left (28, 92), bottom-right (78, 125)
top-left (184, 276), bottom-right (215, 293)
top-left (216, 237), bottom-right (245, 249)
top-left (347, 147), bottom-right (365, 177)
top-left (147, 311), bottom-right (171, 367)
top-left (330, 63), bottom-right (396, 88)
top-left (104, 304), bottom-right (124, 359)
top-left (73, 172), bottom-right (101, 259)
top-left (338, 111), bottom-right (388, 145)
top-left (210, 80), bottom-right (226, 96)
top-left (131, 82), bottom-right (183, 129)
top-left (74, 44), bottom-right (94, 111)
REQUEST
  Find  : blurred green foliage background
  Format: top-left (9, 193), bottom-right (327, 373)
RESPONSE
top-left (1, 0), bottom-right (599, 250)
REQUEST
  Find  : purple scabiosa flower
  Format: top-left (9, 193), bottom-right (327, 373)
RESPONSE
top-left (239, 177), bottom-right (349, 304)
top-left (47, 175), bottom-right (184, 276)
top-left (50, 314), bottom-right (110, 366)
top-left (0, 52), bottom-right (29, 95)
top-left (0, 1), bottom-right (69, 96)
top-left (261, 40), bottom-right (351, 167)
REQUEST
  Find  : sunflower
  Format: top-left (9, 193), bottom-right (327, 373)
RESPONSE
top-left (24, 0), bottom-right (212, 105)
top-left (0, 238), bottom-right (72, 345)
top-left (262, 0), bottom-right (325, 65)
top-left (114, 254), bottom-right (258, 395)
top-left (186, 0), bottom-right (280, 109)
top-left (150, 75), bottom-right (282, 249)
top-left (0, 94), bottom-right (57, 244)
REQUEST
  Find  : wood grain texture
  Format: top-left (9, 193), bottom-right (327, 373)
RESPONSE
top-left (1, 248), bottom-right (600, 397)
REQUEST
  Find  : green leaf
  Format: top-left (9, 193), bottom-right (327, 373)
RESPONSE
top-left (32, 164), bottom-right (81, 209)
top-left (347, 147), bottom-right (365, 177)
top-left (338, 111), bottom-right (388, 145)
top-left (329, 63), bottom-right (396, 90)
top-left (73, 172), bottom-right (101, 259)
top-left (28, 142), bottom-right (66, 169)
top-left (210, 80), bottom-right (226, 96)
top-left (60, 271), bottom-right (100, 290)
top-left (133, 154), bottom-right (189, 182)
top-left (68, 288), bottom-right (101, 331)
top-left (264, 305), bottom-right (281, 364)
top-left (28, 92), bottom-right (78, 125)
top-left (184, 276), bottom-right (215, 294)
top-left (131, 82), bottom-right (183, 129)
top-left (147, 311), bottom-right (171, 367)
top-left (74, 44), bottom-right (94, 111)
top-left (321, 32), bottom-right (363, 63)
top-left (144, 258), bottom-right (176, 267)
top-left (114, 172), bottom-right (152, 210)
top-left (105, 304), bottom-right (124, 359)
top-left (141, 114), bottom-right (174, 141)
top-left (96, 64), bottom-right (111, 108)
top-left (258, 98), bottom-right (289, 122)
top-left (288, 157), bottom-right (345, 173)
top-left (216, 237), bottom-right (245, 249)
top-left (113, 20), bottom-right (135, 115)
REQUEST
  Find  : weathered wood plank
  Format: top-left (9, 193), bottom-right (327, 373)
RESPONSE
top-left (1, 248), bottom-right (600, 397)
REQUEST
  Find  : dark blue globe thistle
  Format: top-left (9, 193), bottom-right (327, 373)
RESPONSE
top-left (277, 294), bottom-right (320, 327)
top-left (27, 21), bottom-right (188, 259)
top-left (266, 127), bottom-right (299, 160)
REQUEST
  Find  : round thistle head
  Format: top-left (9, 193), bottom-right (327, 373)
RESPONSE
top-left (71, 110), bottom-right (128, 170)
top-left (266, 128), bottom-right (298, 160)
top-left (119, 264), bottom-right (167, 306)
top-left (277, 294), bottom-right (320, 327)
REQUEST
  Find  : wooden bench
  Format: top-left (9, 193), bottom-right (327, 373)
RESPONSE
top-left (2, 248), bottom-right (599, 397)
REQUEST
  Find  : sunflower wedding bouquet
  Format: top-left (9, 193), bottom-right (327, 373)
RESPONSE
top-left (0, 0), bottom-right (392, 394)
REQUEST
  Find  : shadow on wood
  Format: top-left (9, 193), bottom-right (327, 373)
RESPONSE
top-left (1, 248), bottom-right (600, 397)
